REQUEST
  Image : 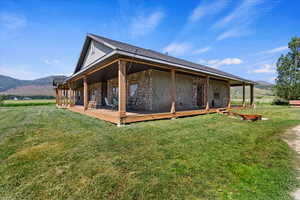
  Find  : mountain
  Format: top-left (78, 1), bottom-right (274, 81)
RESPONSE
top-left (0, 75), bottom-right (67, 96)
top-left (231, 80), bottom-right (275, 99)
top-left (0, 75), bottom-right (28, 92)
top-left (255, 81), bottom-right (275, 90)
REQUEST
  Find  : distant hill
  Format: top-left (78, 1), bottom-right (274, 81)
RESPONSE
top-left (0, 75), bottom-right (67, 96)
top-left (231, 80), bottom-right (275, 99)
top-left (255, 81), bottom-right (275, 90)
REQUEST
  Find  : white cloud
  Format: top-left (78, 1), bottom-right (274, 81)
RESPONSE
top-left (213, 0), bottom-right (265, 29)
top-left (260, 46), bottom-right (288, 54)
top-left (212, 0), bottom-right (275, 41)
top-left (130, 10), bottom-right (164, 36)
top-left (250, 64), bottom-right (276, 73)
top-left (0, 12), bottom-right (27, 30)
top-left (0, 65), bottom-right (39, 80)
top-left (189, 0), bottom-right (228, 22)
top-left (217, 28), bottom-right (250, 40)
top-left (193, 46), bottom-right (212, 54)
top-left (163, 42), bottom-right (191, 56)
top-left (43, 59), bottom-right (60, 65)
top-left (199, 58), bottom-right (243, 68)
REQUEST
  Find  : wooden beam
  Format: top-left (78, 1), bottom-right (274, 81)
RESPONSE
top-left (119, 58), bottom-right (237, 84)
top-left (83, 76), bottom-right (88, 111)
top-left (205, 76), bottom-right (210, 110)
top-left (242, 83), bottom-right (246, 107)
top-left (71, 59), bottom-right (119, 82)
top-left (118, 60), bottom-right (127, 122)
top-left (250, 84), bottom-right (254, 106)
top-left (170, 69), bottom-right (176, 114)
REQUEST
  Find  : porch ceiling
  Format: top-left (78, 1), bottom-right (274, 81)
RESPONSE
top-left (70, 58), bottom-right (251, 89)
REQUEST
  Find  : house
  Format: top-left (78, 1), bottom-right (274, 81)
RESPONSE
top-left (53, 33), bottom-right (255, 125)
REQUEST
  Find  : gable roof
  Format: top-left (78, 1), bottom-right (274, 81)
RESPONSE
top-left (73, 33), bottom-right (254, 84)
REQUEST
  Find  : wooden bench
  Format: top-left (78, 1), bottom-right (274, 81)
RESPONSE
top-left (289, 100), bottom-right (300, 107)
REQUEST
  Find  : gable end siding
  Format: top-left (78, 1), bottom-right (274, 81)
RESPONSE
top-left (81, 40), bottom-right (113, 69)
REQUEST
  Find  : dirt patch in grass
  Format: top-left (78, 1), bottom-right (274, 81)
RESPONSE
top-left (284, 125), bottom-right (300, 200)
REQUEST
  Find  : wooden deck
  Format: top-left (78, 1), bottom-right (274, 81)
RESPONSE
top-left (67, 105), bottom-right (246, 124)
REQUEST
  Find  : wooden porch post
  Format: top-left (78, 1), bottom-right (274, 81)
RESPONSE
top-left (118, 60), bottom-right (127, 124)
top-left (170, 69), bottom-right (176, 114)
top-left (61, 89), bottom-right (64, 106)
top-left (68, 84), bottom-right (72, 107)
top-left (59, 88), bottom-right (62, 106)
top-left (205, 76), bottom-right (210, 110)
top-left (250, 84), bottom-right (254, 106)
top-left (227, 81), bottom-right (231, 109)
top-left (72, 89), bottom-right (76, 106)
top-left (55, 88), bottom-right (59, 106)
top-left (64, 89), bottom-right (67, 106)
top-left (242, 83), bottom-right (246, 107)
top-left (83, 76), bottom-right (88, 111)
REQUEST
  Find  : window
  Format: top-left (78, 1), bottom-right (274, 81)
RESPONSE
top-left (214, 92), bottom-right (220, 99)
top-left (112, 86), bottom-right (118, 98)
top-left (129, 84), bottom-right (138, 97)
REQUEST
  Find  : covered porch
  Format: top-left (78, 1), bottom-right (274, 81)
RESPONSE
top-left (54, 58), bottom-right (254, 125)
top-left (68, 105), bottom-right (246, 124)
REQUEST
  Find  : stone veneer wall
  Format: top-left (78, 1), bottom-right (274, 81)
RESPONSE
top-left (98, 68), bottom-right (229, 112)
top-left (209, 79), bottom-right (229, 108)
top-left (193, 77), bottom-right (207, 108)
top-left (107, 70), bottom-right (153, 111)
top-left (151, 70), bottom-right (206, 112)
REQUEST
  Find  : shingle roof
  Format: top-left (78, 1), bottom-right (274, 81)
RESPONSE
top-left (81, 33), bottom-right (253, 83)
top-left (53, 76), bottom-right (67, 87)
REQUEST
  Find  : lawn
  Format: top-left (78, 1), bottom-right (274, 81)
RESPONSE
top-left (0, 105), bottom-right (300, 200)
top-left (1, 99), bottom-right (55, 107)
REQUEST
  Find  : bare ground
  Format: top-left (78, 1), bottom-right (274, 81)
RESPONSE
top-left (285, 125), bottom-right (300, 200)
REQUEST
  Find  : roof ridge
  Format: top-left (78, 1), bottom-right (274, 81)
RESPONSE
top-left (85, 33), bottom-right (253, 83)
top-left (88, 33), bottom-right (209, 67)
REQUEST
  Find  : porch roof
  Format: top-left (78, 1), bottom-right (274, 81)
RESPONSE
top-left (69, 33), bottom-right (255, 85)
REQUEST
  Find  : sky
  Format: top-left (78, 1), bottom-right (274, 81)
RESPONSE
top-left (0, 0), bottom-right (299, 83)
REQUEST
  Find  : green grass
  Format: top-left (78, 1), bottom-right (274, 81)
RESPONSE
top-left (1, 99), bottom-right (55, 107)
top-left (0, 105), bottom-right (300, 199)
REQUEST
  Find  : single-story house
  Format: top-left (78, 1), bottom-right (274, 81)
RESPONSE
top-left (54, 33), bottom-right (255, 125)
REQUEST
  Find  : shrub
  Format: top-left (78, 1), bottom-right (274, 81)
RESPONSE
top-left (0, 95), bottom-right (5, 106)
top-left (271, 98), bottom-right (289, 105)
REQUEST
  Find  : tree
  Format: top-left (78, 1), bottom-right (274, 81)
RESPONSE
top-left (0, 95), bottom-right (5, 106)
top-left (275, 37), bottom-right (300, 100)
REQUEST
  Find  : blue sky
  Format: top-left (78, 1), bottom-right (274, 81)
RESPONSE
top-left (0, 0), bottom-right (299, 83)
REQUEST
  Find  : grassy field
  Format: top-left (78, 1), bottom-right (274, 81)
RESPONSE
top-left (1, 99), bottom-right (55, 107)
top-left (0, 105), bottom-right (300, 199)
